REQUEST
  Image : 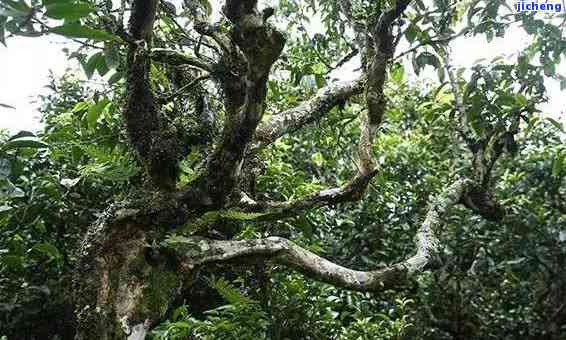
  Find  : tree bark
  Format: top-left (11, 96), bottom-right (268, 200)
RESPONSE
top-left (73, 177), bottom-right (471, 339)
top-left (73, 209), bottom-right (181, 339)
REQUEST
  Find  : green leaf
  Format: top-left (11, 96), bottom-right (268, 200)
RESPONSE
top-left (1, 138), bottom-right (49, 151)
top-left (86, 99), bottom-right (110, 129)
top-left (543, 62), bottom-right (556, 76)
top-left (560, 79), bottom-right (566, 91)
top-left (314, 73), bottom-right (326, 88)
top-left (390, 63), bottom-right (405, 84)
top-left (517, 55), bottom-right (529, 76)
top-left (311, 152), bottom-right (325, 167)
top-left (312, 62), bottom-right (326, 75)
top-left (546, 117), bottom-right (564, 132)
top-left (50, 24), bottom-right (117, 41)
top-left (45, 2), bottom-right (94, 20)
top-left (0, 15), bottom-right (6, 46)
top-left (405, 24), bottom-right (418, 43)
top-left (515, 94), bottom-right (528, 107)
top-left (83, 52), bottom-right (108, 78)
top-left (33, 242), bottom-right (61, 262)
top-left (104, 44), bottom-right (120, 69)
top-left (414, 52), bottom-right (440, 74)
top-left (71, 101), bottom-right (89, 113)
top-left (83, 54), bottom-right (97, 78)
top-left (552, 149), bottom-right (564, 178)
top-left (108, 71), bottom-right (123, 84)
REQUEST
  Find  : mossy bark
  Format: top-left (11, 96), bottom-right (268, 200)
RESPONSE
top-left (73, 208), bottom-right (182, 340)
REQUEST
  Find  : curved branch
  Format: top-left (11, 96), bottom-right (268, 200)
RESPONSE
top-left (237, 170), bottom-right (375, 219)
top-left (243, 1), bottom-right (413, 215)
top-left (176, 179), bottom-right (473, 291)
top-left (252, 76), bottom-right (365, 150)
top-left (151, 48), bottom-right (213, 72)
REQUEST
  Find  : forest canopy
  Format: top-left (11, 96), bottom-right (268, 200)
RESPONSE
top-left (0, 0), bottom-right (565, 339)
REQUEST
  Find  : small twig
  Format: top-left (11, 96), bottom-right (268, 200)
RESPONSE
top-left (326, 48), bottom-right (359, 74)
top-left (158, 74), bottom-right (210, 102)
top-left (33, 18), bottom-right (105, 49)
top-left (394, 33), bottom-right (464, 61)
top-left (313, 46), bottom-right (333, 69)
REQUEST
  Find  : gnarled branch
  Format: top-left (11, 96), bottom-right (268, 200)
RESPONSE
top-left (253, 77), bottom-right (365, 150)
top-left (238, 0), bottom-right (413, 216)
top-left (176, 179), bottom-right (473, 291)
top-left (206, 0), bottom-right (285, 206)
top-left (236, 170), bottom-right (375, 219)
top-left (151, 48), bottom-right (214, 72)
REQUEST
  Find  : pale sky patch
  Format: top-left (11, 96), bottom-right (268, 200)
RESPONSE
top-left (0, 36), bottom-right (78, 133)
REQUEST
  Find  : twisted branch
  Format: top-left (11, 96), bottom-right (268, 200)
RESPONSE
top-left (205, 0), bottom-right (285, 206)
top-left (176, 179), bottom-right (473, 291)
top-left (253, 77), bottom-right (365, 150)
top-left (237, 0), bottom-right (412, 215)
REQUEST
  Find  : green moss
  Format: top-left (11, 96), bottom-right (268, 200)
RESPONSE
top-left (179, 211), bottom-right (221, 234)
top-left (138, 268), bottom-right (179, 319)
top-left (128, 256), bottom-right (147, 278)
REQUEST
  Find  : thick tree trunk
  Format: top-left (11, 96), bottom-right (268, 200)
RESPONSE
top-left (73, 206), bottom-right (182, 340)
top-left (70, 180), bottom-right (480, 339)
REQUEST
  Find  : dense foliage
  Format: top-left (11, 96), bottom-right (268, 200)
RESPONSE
top-left (0, 0), bottom-right (565, 339)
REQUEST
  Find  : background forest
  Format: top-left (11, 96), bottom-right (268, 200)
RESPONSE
top-left (0, 0), bottom-right (565, 339)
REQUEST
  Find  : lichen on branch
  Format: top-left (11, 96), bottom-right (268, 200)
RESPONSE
top-left (206, 0), bottom-right (285, 206)
top-left (174, 179), bottom-right (473, 291)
